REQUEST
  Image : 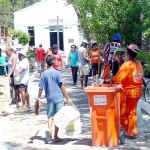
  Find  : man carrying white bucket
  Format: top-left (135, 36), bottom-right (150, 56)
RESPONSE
top-left (37, 55), bottom-right (72, 142)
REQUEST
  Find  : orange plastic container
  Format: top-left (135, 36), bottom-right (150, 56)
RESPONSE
top-left (84, 84), bottom-right (121, 147)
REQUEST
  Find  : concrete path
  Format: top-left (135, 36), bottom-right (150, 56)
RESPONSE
top-left (0, 68), bottom-right (150, 150)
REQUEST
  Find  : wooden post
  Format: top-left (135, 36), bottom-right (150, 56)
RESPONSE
top-left (110, 71), bottom-right (113, 86)
top-left (6, 36), bottom-right (10, 47)
top-left (98, 44), bottom-right (101, 80)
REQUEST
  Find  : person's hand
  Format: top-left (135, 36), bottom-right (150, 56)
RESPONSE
top-left (6, 74), bottom-right (10, 77)
top-left (66, 98), bottom-right (72, 104)
top-left (61, 65), bottom-right (65, 71)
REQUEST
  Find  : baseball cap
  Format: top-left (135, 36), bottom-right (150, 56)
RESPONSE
top-left (113, 34), bottom-right (121, 41)
top-left (114, 48), bottom-right (125, 56)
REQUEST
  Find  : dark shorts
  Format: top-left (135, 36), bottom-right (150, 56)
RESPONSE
top-left (14, 84), bottom-right (28, 90)
top-left (92, 63), bottom-right (102, 76)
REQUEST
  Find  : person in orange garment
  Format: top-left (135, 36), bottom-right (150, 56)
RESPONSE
top-left (112, 44), bottom-right (143, 138)
top-left (89, 43), bottom-right (104, 83)
top-left (46, 47), bottom-right (52, 57)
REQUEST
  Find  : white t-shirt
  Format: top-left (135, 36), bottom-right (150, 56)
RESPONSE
top-left (16, 58), bottom-right (29, 85)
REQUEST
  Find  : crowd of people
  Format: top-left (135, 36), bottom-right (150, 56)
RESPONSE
top-left (0, 34), bottom-right (143, 142)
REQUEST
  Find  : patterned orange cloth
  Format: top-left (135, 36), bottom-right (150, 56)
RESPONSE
top-left (102, 63), bottom-right (111, 80)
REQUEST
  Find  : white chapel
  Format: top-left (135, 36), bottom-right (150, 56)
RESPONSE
top-left (14, 0), bottom-right (84, 54)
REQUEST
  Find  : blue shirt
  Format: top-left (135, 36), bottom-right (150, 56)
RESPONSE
top-left (38, 69), bottom-right (64, 103)
top-left (69, 50), bottom-right (78, 67)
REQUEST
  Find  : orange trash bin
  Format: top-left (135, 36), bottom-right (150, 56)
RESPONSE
top-left (84, 84), bottom-right (122, 147)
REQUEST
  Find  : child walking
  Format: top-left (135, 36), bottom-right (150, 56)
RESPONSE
top-left (37, 55), bottom-right (72, 142)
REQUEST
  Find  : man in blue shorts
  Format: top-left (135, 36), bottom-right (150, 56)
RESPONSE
top-left (38, 55), bottom-right (72, 142)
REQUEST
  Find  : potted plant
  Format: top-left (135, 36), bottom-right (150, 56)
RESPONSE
top-left (9, 29), bottom-right (31, 46)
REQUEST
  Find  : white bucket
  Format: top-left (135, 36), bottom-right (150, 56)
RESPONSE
top-left (54, 105), bottom-right (80, 128)
top-left (65, 117), bottom-right (82, 136)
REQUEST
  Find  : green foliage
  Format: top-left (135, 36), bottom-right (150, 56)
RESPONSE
top-left (0, 0), bottom-right (41, 28)
top-left (9, 29), bottom-right (31, 46)
top-left (136, 50), bottom-right (150, 62)
top-left (67, 0), bottom-right (150, 47)
top-left (136, 50), bottom-right (150, 77)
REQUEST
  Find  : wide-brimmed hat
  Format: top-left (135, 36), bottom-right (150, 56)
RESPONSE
top-left (127, 44), bottom-right (139, 53)
top-left (18, 50), bottom-right (26, 57)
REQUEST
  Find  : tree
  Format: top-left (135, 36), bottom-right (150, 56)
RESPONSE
top-left (0, 0), bottom-right (41, 28)
top-left (65, 0), bottom-right (150, 48)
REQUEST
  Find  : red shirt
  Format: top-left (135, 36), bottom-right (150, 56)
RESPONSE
top-left (35, 48), bottom-right (45, 62)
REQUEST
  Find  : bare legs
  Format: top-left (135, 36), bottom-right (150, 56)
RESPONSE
top-left (48, 118), bottom-right (59, 141)
top-left (14, 88), bottom-right (21, 103)
top-left (93, 75), bottom-right (96, 82)
top-left (80, 75), bottom-right (88, 88)
top-left (18, 87), bottom-right (30, 108)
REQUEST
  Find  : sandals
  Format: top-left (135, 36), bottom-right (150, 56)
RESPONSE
top-left (54, 138), bottom-right (62, 142)
top-left (45, 131), bottom-right (52, 142)
top-left (45, 131), bottom-right (62, 143)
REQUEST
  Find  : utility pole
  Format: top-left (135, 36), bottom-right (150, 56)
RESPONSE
top-left (57, 16), bottom-right (60, 50)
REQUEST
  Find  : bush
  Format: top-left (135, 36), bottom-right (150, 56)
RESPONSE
top-left (9, 29), bottom-right (31, 46)
top-left (136, 50), bottom-right (150, 78)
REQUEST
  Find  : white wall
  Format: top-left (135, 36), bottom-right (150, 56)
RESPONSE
top-left (14, 0), bottom-right (82, 53)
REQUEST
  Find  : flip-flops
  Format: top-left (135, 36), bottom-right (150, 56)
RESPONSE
top-left (45, 131), bottom-right (52, 142)
top-left (54, 138), bottom-right (62, 142)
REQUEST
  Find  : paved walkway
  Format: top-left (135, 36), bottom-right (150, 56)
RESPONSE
top-left (0, 68), bottom-right (150, 150)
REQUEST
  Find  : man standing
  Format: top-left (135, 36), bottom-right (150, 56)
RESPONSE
top-left (35, 43), bottom-right (45, 76)
top-left (14, 51), bottom-right (30, 109)
top-left (78, 42), bottom-right (90, 88)
top-left (103, 34), bottom-right (122, 64)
